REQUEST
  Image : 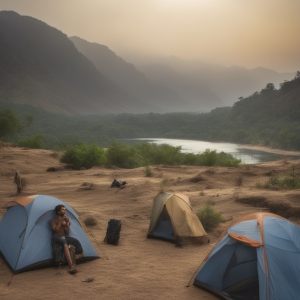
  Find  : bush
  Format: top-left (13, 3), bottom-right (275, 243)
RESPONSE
top-left (196, 203), bottom-right (223, 231)
top-left (256, 175), bottom-right (300, 189)
top-left (199, 149), bottom-right (218, 166)
top-left (59, 140), bottom-right (241, 169)
top-left (0, 108), bottom-right (23, 139)
top-left (181, 149), bottom-right (240, 167)
top-left (18, 135), bottom-right (44, 149)
top-left (105, 140), bottom-right (142, 168)
top-left (60, 143), bottom-right (106, 169)
top-left (106, 141), bottom-right (240, 168)
top-left (83, 216), bottom-right (98, 227)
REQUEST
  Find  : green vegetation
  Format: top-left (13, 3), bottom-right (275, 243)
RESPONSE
top-left (256, 164), bottom-right (300, 189)
top-left (0, 108), bottom-right (23, 139)
top-left (1, 71), bottom-right (300, 152)
top-left (59, 141), bottom-right (240, 169)
top-left (60, 143), bottom-right (106, 170)
top-left (0, 108), bottom-right (33, 140)
top-left (106, 141), bottom-right (240, 168)
top-left (18, 134), bottom-right (44, 149)
top-left (256, 175), bottom-right (300, 190)
top-left (196, 203), bottom-right (223, 231)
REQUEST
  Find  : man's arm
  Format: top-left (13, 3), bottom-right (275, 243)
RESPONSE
top-left (51, 216), bottom-right (70, 234)
top-left (63, 217), bottom-right (70, 234)
top-left (51, 219), bottom-right (62, 233)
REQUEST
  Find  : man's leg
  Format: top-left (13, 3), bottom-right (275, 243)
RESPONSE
top-left (54, 237), bottom-right (77, 274)
top-left (63, 244), bottom-right (72, 266)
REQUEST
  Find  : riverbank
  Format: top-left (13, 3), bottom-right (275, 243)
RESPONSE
top-left (238, 144), bottom-right (300, 156)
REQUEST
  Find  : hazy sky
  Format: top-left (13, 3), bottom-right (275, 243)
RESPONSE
top-left (1, 0), bottom-right (300, 72)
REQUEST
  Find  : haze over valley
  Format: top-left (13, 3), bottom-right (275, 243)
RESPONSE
top-left (0, 5), bottom-right (298, 115)
top-left (1, 2), bottom-right (300, 153)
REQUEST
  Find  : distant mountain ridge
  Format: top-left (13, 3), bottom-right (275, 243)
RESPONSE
top-left (0, 11), bottom-right (158, 114)
top-left (137, 58), bottom-right (295, 107)
top-left (0, 10), bottom-right (296, 115)
top-left (69, 36), bottom-right (222, 112)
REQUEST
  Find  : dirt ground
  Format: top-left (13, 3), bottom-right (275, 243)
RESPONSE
top-left (1, 144), bottom-right (300, 300)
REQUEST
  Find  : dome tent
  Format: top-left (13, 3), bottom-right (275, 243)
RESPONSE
top-left (0, 194), bottom-right (99, 273)
top-left (193, 212), bottom-right (300, 300)
top-left (147, 192), bottom-right (208, 243)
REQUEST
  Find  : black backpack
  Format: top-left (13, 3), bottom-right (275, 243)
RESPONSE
top-left (104, 219), bottom-right (122, 245)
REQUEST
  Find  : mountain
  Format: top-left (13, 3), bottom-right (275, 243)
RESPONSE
top-left (0, 11), bottom-right (158, 114)
top-left (136, 56), bottom-right (295, 107)
top-left (136, 63), bottom-right (223, 111)
top-left (0, 11), bottom-right (296, 116)
top-left (187, 65), bottom-right (295, 106)
top-left (69, 36), bottom-right (222, 112)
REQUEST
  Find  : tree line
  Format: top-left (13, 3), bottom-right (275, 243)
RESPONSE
top-left (1, 71), bottom-right (300, 151)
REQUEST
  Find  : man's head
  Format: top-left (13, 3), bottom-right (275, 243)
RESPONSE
top-left (55, 204), bottom-right (66, 215)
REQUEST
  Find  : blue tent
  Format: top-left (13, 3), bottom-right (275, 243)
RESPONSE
top-left (193, 212), bottom-right (300, 300)
top-left (0, 194), bottom-right (99, 273)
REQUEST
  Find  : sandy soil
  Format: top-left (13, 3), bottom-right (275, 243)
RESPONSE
top-left (1, 144), bottom-right (300, 300)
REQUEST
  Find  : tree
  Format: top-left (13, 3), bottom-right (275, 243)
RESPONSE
top-left (0, 109), bottom-right (23, 139)
top-left (261, 83), bottom-right (276, 94)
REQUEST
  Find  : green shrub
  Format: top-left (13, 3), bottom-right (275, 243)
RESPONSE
top-left (105, 140), bottom-right (142, 168)
top-left (149, 143), bottom-right (183, 165)
top-left (199, 149), bottom-right (218, 166)
top-left (18, 135), bottom-right (44, 149)
top-left (196, 203), bottom-right (223, 231)
top-left (280, 176), bottom-right (300, 188)
top-left (0, 108), bottom-right (23, 139)
top-left (256, 175), bottom-right (300, 189)
top-left (61, 140), bottom-right (241, 169)
top-left (181, 149), bottom-right (240, 167)
top-left (104, 141), bottom-right (241, 168)
top-left (60, 143), bottom-right (106, 169)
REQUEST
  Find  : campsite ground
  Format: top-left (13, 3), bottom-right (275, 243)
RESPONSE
top-left (1, 143), bottom-right (300, 300)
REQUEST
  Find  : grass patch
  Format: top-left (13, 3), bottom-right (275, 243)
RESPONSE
top-left (159, 178), bottom-right (171, 192)
top-left (256, 175), bottom-right (300, 190)
top-left (196, 203), bottom-right (223, 231)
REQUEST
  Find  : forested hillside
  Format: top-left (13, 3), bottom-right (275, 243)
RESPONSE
top-left (1, 72), bottom-right (299, 151)
top-left (0, 11), bottom-right (157, 114)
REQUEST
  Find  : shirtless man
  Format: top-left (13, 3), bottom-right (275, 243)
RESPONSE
top-left (51, 205), bottom-right (78, 274)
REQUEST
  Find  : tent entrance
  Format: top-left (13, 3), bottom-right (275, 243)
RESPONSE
top-left (222, 242), bottom-right (259, 300)
top-left (151, 206), bottom-right (174, 241)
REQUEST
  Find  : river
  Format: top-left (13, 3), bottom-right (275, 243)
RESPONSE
top-left (117, 138), bottom-right (300, 164)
